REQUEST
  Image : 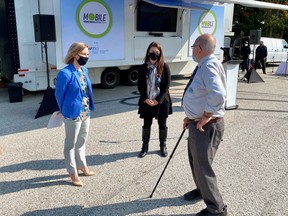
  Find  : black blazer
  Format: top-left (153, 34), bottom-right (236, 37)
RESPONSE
top-left (137, 62), bottom-right (173, 119)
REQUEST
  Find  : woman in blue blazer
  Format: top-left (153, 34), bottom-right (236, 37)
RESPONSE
top-left (55, 42), bottom-right (95, 187)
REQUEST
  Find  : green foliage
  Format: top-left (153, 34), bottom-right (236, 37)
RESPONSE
top-left (232, 0), bottom-right (288, 41)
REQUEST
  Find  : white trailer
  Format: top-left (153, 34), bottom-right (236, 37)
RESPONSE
top-left (2, 0), bottom-right (287, 91)
top-left (8, 0), bottom-right (233, 91)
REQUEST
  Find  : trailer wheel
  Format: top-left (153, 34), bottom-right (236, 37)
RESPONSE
top-left (101, 69), bottom-right (120, 89)
top-left (126, 67), bottom-right (139, 86)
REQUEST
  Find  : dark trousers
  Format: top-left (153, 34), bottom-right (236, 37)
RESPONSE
top-left (254, 57), bottom-right (266, 73)
top-left (143, 117), bottom-right (166, 130)
top-left (242, 57), bottom-right (249, 71)
top-left (188, 119), bottom-right (225, 213)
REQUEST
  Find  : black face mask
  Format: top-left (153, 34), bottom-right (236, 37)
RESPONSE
top-left (148, 53), bottom-right (160, 61)
top-left (77, 56), bottom-right (88, 66)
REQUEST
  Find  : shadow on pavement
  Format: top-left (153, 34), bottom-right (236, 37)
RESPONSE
top-left (0, 151), bottom-right (139, 174)
top-left (0, 78), bottom-right (184, 136)
top-left (21, 196), bottom-right (198, 216)
top-left (0, 174), bottom-right (69, 195)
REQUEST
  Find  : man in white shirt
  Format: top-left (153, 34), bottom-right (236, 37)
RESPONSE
top-left (182, 33), bottom-right (227, 216)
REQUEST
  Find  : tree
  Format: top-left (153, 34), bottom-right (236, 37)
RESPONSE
top-left (232, 0), bottom-right (288, 41)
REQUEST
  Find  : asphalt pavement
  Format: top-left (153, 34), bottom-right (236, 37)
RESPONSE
top-left (0, 66), bottom-right (288, 216)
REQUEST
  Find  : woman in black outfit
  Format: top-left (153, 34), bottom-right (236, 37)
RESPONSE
top-left (137, 42), bottom-right (173, 158)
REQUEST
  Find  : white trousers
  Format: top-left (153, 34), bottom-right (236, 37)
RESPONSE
top-left (63, 117), bottom-right (90, 174)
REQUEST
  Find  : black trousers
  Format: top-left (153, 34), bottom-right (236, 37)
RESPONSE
top-left (143, 117), bottom-right (167, 130)
top-left (254, 57), bottom-right (266, 73)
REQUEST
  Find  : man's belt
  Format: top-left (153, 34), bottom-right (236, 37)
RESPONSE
top-left (189, 117), bottom-right (224, 124)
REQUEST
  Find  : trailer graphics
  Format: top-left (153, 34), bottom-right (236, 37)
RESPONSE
top-left (76, 0), bottom-right (113, 38)
top-left (61, 0), bottom-right (124, 61)
top-left (189, 4), bottom-right (224, 57)
top-left (198, 11), bottom-right (217, 35)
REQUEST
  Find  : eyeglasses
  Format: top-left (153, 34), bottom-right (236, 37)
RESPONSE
top-left (191, 44), bottom-right (202, 51)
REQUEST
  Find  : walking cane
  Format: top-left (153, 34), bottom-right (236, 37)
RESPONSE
top-left (149, 128), bottom-right (186, 198)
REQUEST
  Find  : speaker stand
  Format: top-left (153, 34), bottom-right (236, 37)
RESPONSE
top-left (35, 87), bottom-right (59, 119)
top-left (35, 41), bottom-right (59, 119)
top-left (244, 68), bottom-right (264, 83)
top-left (42, 42), bottom-right (50, 88)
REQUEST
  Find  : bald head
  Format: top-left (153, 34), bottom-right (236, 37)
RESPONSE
top-left (195, 33), bottom-right (216, 55)
top-left (191, 34), bottom-right (216, 62)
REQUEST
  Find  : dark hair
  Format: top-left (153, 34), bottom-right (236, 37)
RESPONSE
top-left (144, 41), bottom-right (164, 76)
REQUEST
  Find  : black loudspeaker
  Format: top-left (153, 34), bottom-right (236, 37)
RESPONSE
top-left (249, 29), bottom-right (261, 45)
top-left (33, 14), bottom-right (56, 42)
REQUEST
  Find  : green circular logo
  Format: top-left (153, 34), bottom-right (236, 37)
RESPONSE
top-left (77, 0), bottom-right (112, 38)
top-left (197, 10), bottom-right (217, 35)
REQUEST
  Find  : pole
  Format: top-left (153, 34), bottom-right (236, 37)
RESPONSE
top-left (44, 41), bottom-right (50, 88)
top-left (272, 52), bottom-right (275, 73)
top-left (285, 51), bottom-right (287, 77)
top-left (252, 44), bottom-right (255, 68)
top-left (149, 129), bottom-right (186, 198)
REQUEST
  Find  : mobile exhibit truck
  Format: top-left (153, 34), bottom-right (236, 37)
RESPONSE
top-left (2, 0), bottom-right (231, 91)
top-left (2, 0), bottom-right (288, 91)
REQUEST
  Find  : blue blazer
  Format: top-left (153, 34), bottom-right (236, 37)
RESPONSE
top-left (55, 64), bottom-right (95, 119)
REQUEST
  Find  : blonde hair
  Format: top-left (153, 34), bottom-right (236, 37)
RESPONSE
top-left (64, 42), bottom-right (89, 64)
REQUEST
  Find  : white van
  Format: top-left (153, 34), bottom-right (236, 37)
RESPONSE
top-left (232, 37), bottom-right (288, 64)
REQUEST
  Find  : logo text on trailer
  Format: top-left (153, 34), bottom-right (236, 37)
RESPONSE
top-left (197, 10), bottom-right (217, 35)
top-left (77, 0), bottom-right (112, 38)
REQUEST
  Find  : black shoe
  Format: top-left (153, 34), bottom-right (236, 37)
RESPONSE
top-left (138, 149), bottom-right (147, 158)
top-left (196, 206), bottom-right (227, 216)
top-left (160, 146), bottom-right (168, 157)
top-left (183, 189), bottom-right (202, 201)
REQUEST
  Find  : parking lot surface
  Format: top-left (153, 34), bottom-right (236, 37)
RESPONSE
top-left (0, 67), bottom-right (288, 216)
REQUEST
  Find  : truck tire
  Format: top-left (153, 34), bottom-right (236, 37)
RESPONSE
top-left (101, 69), bottom-right (120, 89)
top-left (126, 67), bottom-right (139, 86)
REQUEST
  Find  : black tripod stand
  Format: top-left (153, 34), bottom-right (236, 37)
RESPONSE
top-left (35, 41), bottom-right (59, 119)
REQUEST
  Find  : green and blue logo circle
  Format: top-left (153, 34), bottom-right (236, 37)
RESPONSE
top-left (198, 10), bottom-right (217, 35)
top-left (77, 0), bottom-right (112, 38)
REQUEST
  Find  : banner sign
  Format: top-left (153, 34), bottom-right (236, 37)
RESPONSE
top-left (189, 4), bottom-right (224, 56)
top-left (60, 0), bottom-right (124, 61)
